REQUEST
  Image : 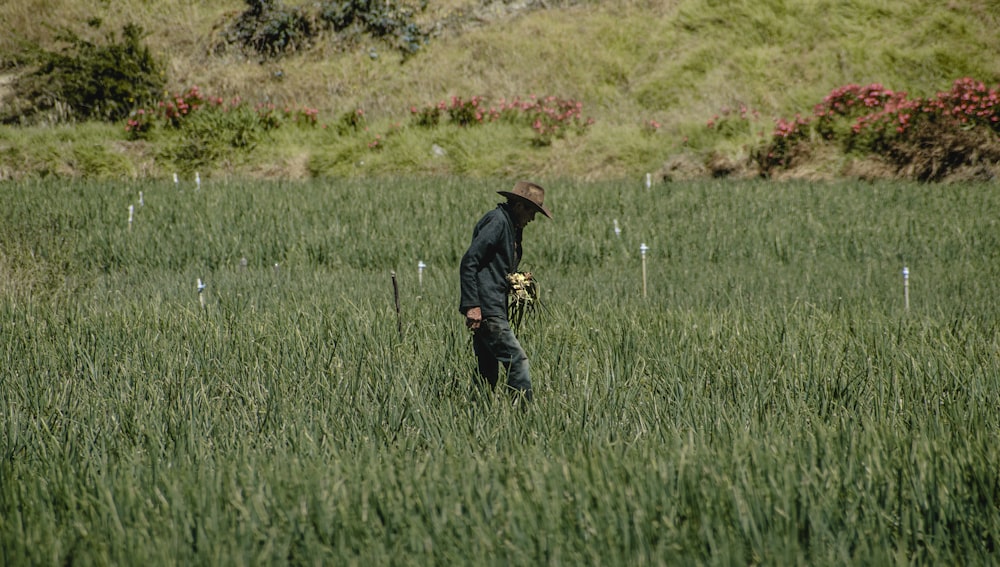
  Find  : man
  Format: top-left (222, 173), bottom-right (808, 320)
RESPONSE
top-left (459, 181), bottom-right (552, 402)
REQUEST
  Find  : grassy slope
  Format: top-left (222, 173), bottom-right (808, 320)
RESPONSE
top-left (0, 0), bottom-right (998, 180)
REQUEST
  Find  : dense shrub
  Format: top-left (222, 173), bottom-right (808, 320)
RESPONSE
top-left (319, 0), bottom-right (428, 57)
top-left (124, 85), bottom-right (326, 170)
top-left (756, 78), bottom-right (1000, 180)
top-left (881, 119), bottom-right (1000, 182)
top-left (335, 108), bottom-right (367, 135)
top-left (224, 0), bottom-right (318, 58)
top-left (218, 0), bottom-right (429, 60)
top-left (1, 21), bottom-right (164, 125)
top-left (125, 85), bottom-right (319, 141)
top-left (754, 114), bottom-right (811, 171)
top-left (159, 104), bottom-right (266, 171)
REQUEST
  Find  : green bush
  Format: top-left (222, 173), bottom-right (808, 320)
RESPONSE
top-left (335, 107), bottom-right (367, 135)
top-left (159, 105), bottom-right (265, 171)
top-left (218, 0), bottom-right (429, 60)
top-left (71, 144), bottom-right (134, 179)
top-left (319, 0), bottom-right (429, 57)
top-left (2, 21), bottom-right (164, 125)
top-left (226, 0), bottom-right (318, 58)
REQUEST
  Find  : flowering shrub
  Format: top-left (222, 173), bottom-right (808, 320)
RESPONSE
top-left (292, 106), bottom-right (319, 127)
top-left (489, 95), bottom-right (595, 145)
top-left (518, 96), bottom-right (594, 146)
top-left (410, 103), bottom-right (443, 128)
top-left (641, 119), bottom-right (661, 136)
top-left (124, 109), bottom-right (155, 139)
top-left (124, 85), bottom-right (321, 140)
top-left (337, 108), bottom-right (366, 134)
top-left (756, 114), bottom-right (810, 171)
top-left (936, 77), bottom-right (1000, 131)
top-left (254, 102), bottom-right (282, 130)
top-left (812, 83), bottom-right (906, 142)
top-left (446, 96), bottom-right (485, 127)
top-left (849, 77), bottom-right (999, 148)
top-left (757, 78), bottom-right (1000, 179)
top-left (410, 97), bottom-right (484, 128)
top-left (410, 94), bottom-right (594, 146)
top-left (157, 85), bottom-right (207, 127)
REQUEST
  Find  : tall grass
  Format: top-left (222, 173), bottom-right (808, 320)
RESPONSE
top-left (2, 177), bottom-right (998, 564)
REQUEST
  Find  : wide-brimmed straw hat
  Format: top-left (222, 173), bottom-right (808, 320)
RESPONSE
top-left (498, 181), bottom-right (552, 219)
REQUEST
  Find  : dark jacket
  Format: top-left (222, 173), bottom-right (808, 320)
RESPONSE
top-left (459, 204), bottom-right (522, 319)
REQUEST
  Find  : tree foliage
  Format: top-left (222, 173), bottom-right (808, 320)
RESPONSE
top-left (1, 21), bottom-right (164, 125)
top-left (219, 0), bottom-right (429, 60)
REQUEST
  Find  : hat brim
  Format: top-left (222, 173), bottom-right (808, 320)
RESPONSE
top-left (498, 191), bottom-right (553, 219)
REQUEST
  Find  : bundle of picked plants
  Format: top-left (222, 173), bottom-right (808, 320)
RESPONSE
top-left (506, 271), bottom-right (541, 331)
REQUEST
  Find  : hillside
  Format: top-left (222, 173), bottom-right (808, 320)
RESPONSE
top-left (1, 0), bottom-right (999, 181)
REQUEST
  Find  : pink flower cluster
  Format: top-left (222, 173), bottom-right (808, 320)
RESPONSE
top-left (760, 114), bottom-right (810, 167)
top-left (493, 96), bottom-right (594, 144)
top-left (773, 114), bottom-right (810, 138)
top-left (125, 86), bottom-right (216, 135)
top-left (840, 77), bottom-right (997, 128)
top-left (410, 94), bottom-right (594, 145)
top-left (760, 77), bottom-right (1000, 168)
top-left (254, 103), bottom-right (319, 129)
top-left (295, 106), bottom-right (320, 126)
top-left (922, 77), bottom-right (998, 128)
top-left (124, 86), bottom-right (321, 139)
top-left (641, 119), bottom-right (661, 135)
top-left (805, 78), bottom-right (998, 140)
top-left (811, 83), bottom-right (908, 139)
top-left (124, 108), bottom-right (151, 136)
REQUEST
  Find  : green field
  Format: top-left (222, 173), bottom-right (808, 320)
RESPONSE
top-left (2, 178), bottom-right (999, 564)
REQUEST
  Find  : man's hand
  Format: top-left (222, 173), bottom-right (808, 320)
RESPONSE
top-left (465, 307), bottom-right (483, 331)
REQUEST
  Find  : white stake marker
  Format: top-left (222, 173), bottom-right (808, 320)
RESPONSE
top-left (173, 172), bottom-right (179, 185)
top-left (613, 219), bottom-right (621, 238)
top-left (197, 278), bottom-right (206, 309)
top-left (902, 266), bottom-right (909, 310)
top-left (128, 204), bottom-right (134, 231)
top-left (640, 243), bottom-right (649, 297)
top-left (139, 191), bottom-right (144, 207)
top-left (645, 172), bottom-right (652, 189)
top-left (195, 172), bottom-right (201, 190)
top-left (418, 260), bottom-right (426, 286)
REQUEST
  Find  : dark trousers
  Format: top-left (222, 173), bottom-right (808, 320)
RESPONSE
top-left (472, 316), bottom-right (532, 402)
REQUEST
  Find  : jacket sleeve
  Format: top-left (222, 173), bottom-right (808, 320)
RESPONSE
top-left (458, 212), bottom-right (503, 314)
